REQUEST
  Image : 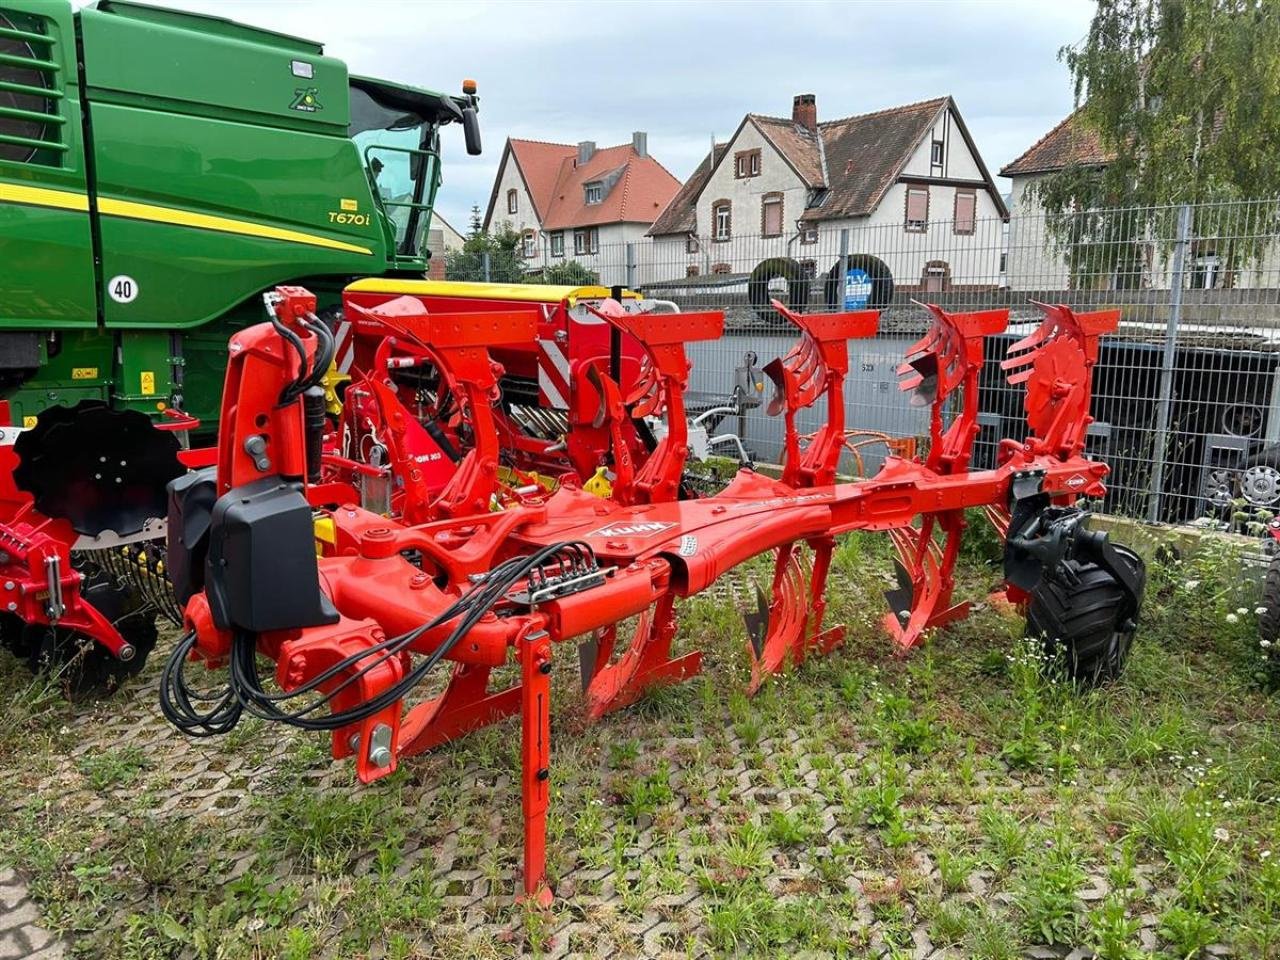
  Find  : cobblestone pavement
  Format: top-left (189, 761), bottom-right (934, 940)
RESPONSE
top-left (0, 572), bottom-right (1255, 958)
top-left (0, 868), bottom-right (63, 960)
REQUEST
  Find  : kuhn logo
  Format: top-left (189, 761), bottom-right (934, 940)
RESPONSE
top-left (1065, 474), bottom-right (1088, 489)
top-left (587, 521), bottom-right (677, 539)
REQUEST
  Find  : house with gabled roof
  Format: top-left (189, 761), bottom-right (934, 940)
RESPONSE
top-left (643, 94), bottom-right (1007, 305)
top-left (482, 133), bottom-right (680, 284)
top-left (1000, 108), bottom-right (1115, 291)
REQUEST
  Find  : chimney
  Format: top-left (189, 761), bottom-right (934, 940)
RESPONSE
top-left (792, 93), bottom-right (817, 133)
top-left (577, 140), bottom-right (595, 165)
top-left (632, 131), bottom-right (648, 158)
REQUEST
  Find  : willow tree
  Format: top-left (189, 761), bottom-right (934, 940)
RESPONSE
top-left (1034, 0), bottom-right (1280, 284)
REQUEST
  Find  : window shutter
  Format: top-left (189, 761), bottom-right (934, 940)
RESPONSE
top-left (906, 188), bottom-right (928, 224)
top-left (954, 190), bottom-right (976, 234)
top-left (763, 197), bottom-right (782, 236)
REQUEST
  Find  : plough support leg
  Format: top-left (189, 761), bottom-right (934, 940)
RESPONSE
top-left (520, 629), bottom-right (553, 906)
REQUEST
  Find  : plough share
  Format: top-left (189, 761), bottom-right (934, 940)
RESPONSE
top-left (160, 283), bottom-right (1145, 904)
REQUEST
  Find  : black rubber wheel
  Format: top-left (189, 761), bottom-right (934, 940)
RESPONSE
top-left (1025, 546), bottom-right (1143, 685)
top-left (1260, 556), bottom-right (1280, 649)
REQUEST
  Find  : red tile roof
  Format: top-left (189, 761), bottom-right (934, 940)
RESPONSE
top-left (999, 108), bottom-right (1114, 177)
top-left (488, 137), bottom-right (681, 231)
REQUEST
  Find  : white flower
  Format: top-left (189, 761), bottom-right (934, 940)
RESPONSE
top-left (1263, 639), bottom-right (1273, 649)
top-left (1257, 607), bottom-right (1269, 615)
top-left (1214, 827), bottom-right (1230, 843)
top-left (1238, 607), bottom-right (1249, 616)
top-left (1185, 580), bottom-right (1201, 590)
top-left (1262, 850), bottom-right (1273, 860)
top-left (1226, 613), bottom-right (1239, 624)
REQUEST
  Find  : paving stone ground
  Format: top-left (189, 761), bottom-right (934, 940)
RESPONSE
top-left (0, 868), bottom-right (63, 960)
top-left (0, 567), bottom-right (1260, 958)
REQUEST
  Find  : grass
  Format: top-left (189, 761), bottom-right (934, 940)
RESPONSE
top-left (1, 521), bottom-right (1279, 958)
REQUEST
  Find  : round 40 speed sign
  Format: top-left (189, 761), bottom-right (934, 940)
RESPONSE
top-left (107, 275), bottom-right (139, 304)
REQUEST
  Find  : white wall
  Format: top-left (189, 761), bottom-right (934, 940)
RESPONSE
top-left (899, 106), bottom-right (983, 181)
top-left (853, 180), bottom-right (1004, 289)
top-left (1004, 174), bottom-right (1070, 290)
top-left (694, 121), bottom-right (810, 252)
top-left (485, 146), bottom-right (544, 268)
top-left (541, 221), bottom-right (651, 287)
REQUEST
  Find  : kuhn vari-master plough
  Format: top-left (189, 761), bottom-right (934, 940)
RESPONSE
top-left (151, 279), bottom-right (1144, 903)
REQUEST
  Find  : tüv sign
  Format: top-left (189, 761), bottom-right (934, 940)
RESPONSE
top-left (844, 268), bottom-right (873, 309)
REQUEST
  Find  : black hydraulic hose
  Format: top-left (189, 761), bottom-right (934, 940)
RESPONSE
top-left (298, 314), bottom-right (336, 391)
top-left (160, 542), bottom-right (592, 737)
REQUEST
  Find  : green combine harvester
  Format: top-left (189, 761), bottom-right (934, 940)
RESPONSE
top-left (0, 0), bottom-right (479, 691)
top-left (0, 0), bottom-right (478, 430)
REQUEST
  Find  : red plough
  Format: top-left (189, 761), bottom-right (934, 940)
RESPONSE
top-left (160, 283), bottom-right (1146, 904)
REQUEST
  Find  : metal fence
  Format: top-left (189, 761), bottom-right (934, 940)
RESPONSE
top-left (454, 197), bottom-right (1280, 535)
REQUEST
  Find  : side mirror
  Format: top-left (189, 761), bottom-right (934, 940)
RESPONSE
top-left (462, 106), bottom-right (481, 156)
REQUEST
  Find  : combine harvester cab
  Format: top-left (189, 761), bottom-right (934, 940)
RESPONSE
top-left (0, 0), bottom-right (480, 692)
top-left (161, 284), bottom-right (1146, 905)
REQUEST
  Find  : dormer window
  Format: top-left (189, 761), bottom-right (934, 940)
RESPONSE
top-left (584, 181), bottom-right (603, 205)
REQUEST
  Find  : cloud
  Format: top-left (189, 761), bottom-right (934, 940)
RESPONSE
top-left (78, 0), bottom-right (1095, 230)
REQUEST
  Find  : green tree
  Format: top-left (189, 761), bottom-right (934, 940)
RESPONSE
top-left (541, 259), bottom-right (599, 286)
top-left (1035, 0), bottom-right (1280, 281)
top-left (444, 218), bottom-right (526, 282)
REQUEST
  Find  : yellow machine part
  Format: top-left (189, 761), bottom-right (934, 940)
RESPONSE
top-left (584, 467), bottom-right (613, 498)
top-left (321, 363), bottom-right (351, 419)
top-left (314, 515), bottom-right (337, 555)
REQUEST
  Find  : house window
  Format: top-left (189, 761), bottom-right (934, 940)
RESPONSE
top-left (521, 230), bottom-right (537, 259)
top-left (711, 262), bottom-right (731, 275)
top-left (1191, 249), bottom-right (1220, 289)
top-left (953, 188), bottom-right (976, 235)
top-left (799, 260), bottom-right (817, 280)
top-left (761, 193), bottom-right (783, 237)
top-left (584, 181), bottom-right (603, 205)
top-left (712, 200), bottom-right (731, 241)
top-left (734, 149), bottom-right (761, 179)
top-left (905, 186), bottom-right (929, 232)
top-left (999, 252), bottom-right (1008, 273)
top-left (923, 260), bottom-right (949, 293)
top-left (686, 265), bottom-right (700, 277)
top-left (573, 227), bottom-right (598, 255)
top-left (930, 140), bottom-right (944, 169)
top-left (685, 235), bottom-right (700, 254)
top-left (800, 225), bottom-right (819, 244)
top-left (507, 189), bottom-right (518, 215)
top-left (549, 231), bottom-right (564, 257)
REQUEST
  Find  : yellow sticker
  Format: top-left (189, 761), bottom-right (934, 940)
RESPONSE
top-left (22, 415), bottom-right (36, 428)
top-left (71, 367), bottom-right (98, 380)
top-left (140, 371), bottom-right (155, 395)
top-left (340, 198), bottom-right (358, 211)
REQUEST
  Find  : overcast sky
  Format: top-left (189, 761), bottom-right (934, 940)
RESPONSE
top-left (127, 0), bottom-right (1096, 231)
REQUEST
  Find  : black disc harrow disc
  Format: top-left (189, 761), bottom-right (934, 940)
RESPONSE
top-left (14, 401), bottom-right (184, 537)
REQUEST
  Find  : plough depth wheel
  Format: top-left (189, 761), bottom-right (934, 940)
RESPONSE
top-left (1026, 546), bottom-right (1144, 685)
